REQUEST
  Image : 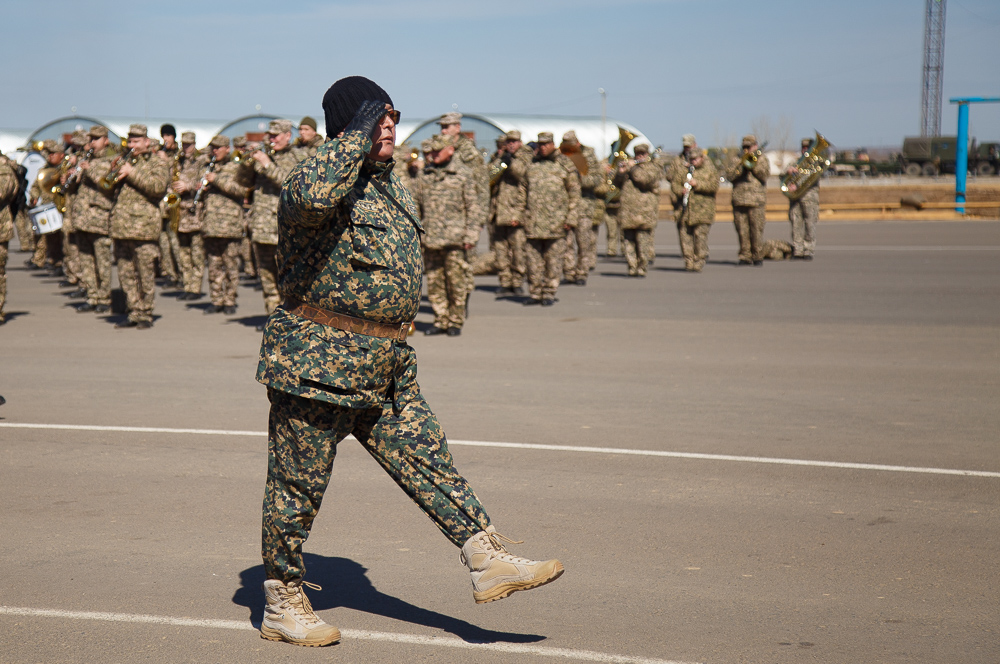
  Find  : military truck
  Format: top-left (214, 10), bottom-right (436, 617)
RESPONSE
top-left (901, 136), bottom-right (1000, 176)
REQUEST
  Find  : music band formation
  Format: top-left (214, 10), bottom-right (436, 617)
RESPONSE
top-left (0, 113), bottom-right (825, 329)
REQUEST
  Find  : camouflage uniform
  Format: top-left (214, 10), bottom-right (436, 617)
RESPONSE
top-left (293, 134), bottom-right (326, 160)
top-left (109, 132), bottom-right (170, 325)
top-left (0, 153), bottom-right (17, 321)
top-left (157, 143), bottom-right (181, 283)
top-left (615, 148), bottom-right (660, 277)
top-left (255, 124), bottom-right (490, 583)
top-left (787, 140), bottom-right (820, 258)
top-left (175, 137), bottom-right (209, 297)
top-left (523, 135), bottom-right (580, 303)
top-left (60, 131), bottom-right (89, 288)
top-left (201, 143), bottom-right (250, 310)
top-left (726, 136), bottom-right (771, 264)
top-left (559, 132), bottom-right (601, 284)
top-left (73, 138), bottom-right (118, 308)
top-left (412, 138), bottom-right (484, 331)
top-left (248, 131), bottom-right (300, 315)
top-left (28, 145), bottom-right (60, 269)
top-left (491, 137), bottom-right (532, 292)
top-left (760, 238), bottom-right (793, 260)
top-left (670, 153), bottom-right (718, 272)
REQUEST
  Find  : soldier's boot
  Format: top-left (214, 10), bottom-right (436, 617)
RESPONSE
top-left (260, 579), bottom-right (340, 647)
top-left (461, 526), bottom-right (564, 604)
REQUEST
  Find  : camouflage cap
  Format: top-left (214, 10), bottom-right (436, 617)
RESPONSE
top-left (269, 119), bottom-right (293, 135)
top-left (505, 129), bottom-right (521, 141)
top-left (420, 138), bottom-right (434, 154)
top-left (181, 131), bottom-right (196, 144)
top-left (209, 135), bottom-right (230, 148)
top-left (537, 132), bottom-right (554, 144)
top-left (437, 112), bottom-right (462, 126)
top-left (742, 134), bottom-right (757, 147)
top-left (299, 116), bottom-right (317, 130)
top-left (633, 143), bottom-right (650, 155)
top-left (495, 135), bottom-right (507, 147)
top-left (88, 125), bottom-right (109, 138)
top-left (801, 137), bottom-right (812, 147)
top-left (561, 130), bottom-right (579, 144)
top-left (128, 123), bottom-right (148, 138)
top-left (233, 135), bottom-right (247, 148)
top-left (681, 133), bottom-right (696, 147)
top-left (428, 134), bottom-right (454, 151)
top-left (41, 139), bottom-right (60, 154)
top-left (71, 130), bottom-right (88, 147)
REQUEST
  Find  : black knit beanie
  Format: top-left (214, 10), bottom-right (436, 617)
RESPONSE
top-left (322, 76), bottom-right (394, 139)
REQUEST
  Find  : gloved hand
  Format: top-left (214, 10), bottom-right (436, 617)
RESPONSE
top-left (501, 152), bottom-right (514, 166)
top-left (343, 100), bottom-right (388, 141)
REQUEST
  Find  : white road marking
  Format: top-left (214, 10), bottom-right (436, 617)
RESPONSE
top-left (1, 422), bottom-right (997, 478)
top-left (0, 606), bottom-right (696, 664)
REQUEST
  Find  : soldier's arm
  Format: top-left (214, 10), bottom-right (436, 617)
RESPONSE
top-left (126, 158), bottom-right (169, 199)
top-left (630, 162), bottom-right (660, 191)
top-left (280, 131), bottom-right (371, 228)
top-left (579, 148), bottom-right (603, 191)
top-left (463, 175), bottom-right (483, 246)
top-left (508, 148), bottom-right (531, 183)
top-left (724, 157), bottom-right (743, 182)
top-left (259, 153), bottom-right (296, 187)
top-left (214, 166), bottom-right (251, 200)
top-left (564, 165), bottom-right (581, 227)
top-left (693, 162), bottom-right (720, 194)
top-left (752, 154), bottom-right (771, 183)
top-left (0, 164), bottom-right (17, 205)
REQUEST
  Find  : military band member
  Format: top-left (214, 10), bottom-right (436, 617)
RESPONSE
top-left (558, 130), bottom-right (601, 285)
top-left (615, 144), bottom-right (660, 277)
top-left (247, 120), bottom-right (299, 321)
top-left (665, 134), bottom-right (696, 261)
top-left (523, 132), bottom-right (579, 306)
top-left (726, 134), bottom-right (770, 265)
top-left (157, 123), bottom-right (182, 287)
top-left (200, 135), bottom-right (250, 315)
top-left (73, 126), bottom-right (118, 313)
top-left (233, 135), bottom-right (256, 281)
top-left (787, 137), bottom-right (820, 259)
top-left (491, 129), bottom-right (531, 295)
top-left (294, 116), bottom-right (325, 159)
top-left (108, 124), bottom-right (170, 328)
top-left (413, 134), bottom-right (484, 336)
top-left (172, 132), bottom-right (208, 299)
top-left (392, 141), bottom-right (422, 197)
top-left (0, 149), bottom-right (18, 325)
top-left (471, 133), bottom-right (509, 278)
top-left (59, 130), bottom-right (89, 295)
top-left (28, 140), bottom-right (64, 270)
top-left (671, 148), bottom-right (719, 272)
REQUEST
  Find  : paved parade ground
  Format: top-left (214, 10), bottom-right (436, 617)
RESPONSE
top-left (1, 220), bottom-right (998, 664)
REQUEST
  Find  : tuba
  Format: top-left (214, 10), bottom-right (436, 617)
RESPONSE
top-left (604, 126), bottom-right (637, 204)
top-left (780, 132), bottom-right (830, 200)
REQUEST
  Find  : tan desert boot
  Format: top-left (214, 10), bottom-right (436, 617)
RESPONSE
top-left (260, 579), bottom-right (340, 646)
top-left (461, 526), bottom-right (564, 603)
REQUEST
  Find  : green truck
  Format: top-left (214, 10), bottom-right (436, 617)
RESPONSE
top-left (901, 136), bottom-right (1000, 176)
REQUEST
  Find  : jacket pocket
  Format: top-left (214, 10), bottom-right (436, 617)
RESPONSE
top-left (349, 206), bottom-right (391, 268)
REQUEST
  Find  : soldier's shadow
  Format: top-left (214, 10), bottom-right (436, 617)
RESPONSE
top-left (232, 553), bottom-right (546, 645)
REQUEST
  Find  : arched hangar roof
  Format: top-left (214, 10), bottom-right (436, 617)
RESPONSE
top-left (401, 113), bottom-right (651, 161)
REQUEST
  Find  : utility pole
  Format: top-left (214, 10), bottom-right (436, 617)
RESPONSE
top-left (920, 0), bottom-right (946, 137)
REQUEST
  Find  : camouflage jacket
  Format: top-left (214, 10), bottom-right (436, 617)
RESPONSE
top-left (663, 153), bottom-right (689, 207)
top-left (73, 149), bottom-right (118, 235)
top-left (201, 159), bottom-right (250, 238)
top-left (293, 134), bottom-right (326, 160)
top-left (256, 129), bottom-right (425, 409)
top-left (391, 144), bottom-right (421, 198)
top-left (455, 134), bottom-right (489, 218)
top-left (413, 159), bottom-right (484, 250)
top-left (0, 155), bottom-right (16, 243)
top-left (671, 159), bottom-right (719, 226)
top-left (177, 151), bottom-right (209, 233)
top-left (492, 144), bottom-right (532, 227)
top-left (247, 146), bottom-right (299, 245)
top-left (109, 152), bottom-right (170, 241)
top-left (616, 160), bottom-right (661, 230)
top-left (524, 151), bottom-right (580, 239)
top-left (726, 152), bottom-right (770, 207)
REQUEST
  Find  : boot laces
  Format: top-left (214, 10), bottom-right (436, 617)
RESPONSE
top-left (486, 530), bottom-right (536, 565)
top-left (279, 581), bottom-right (324, 626)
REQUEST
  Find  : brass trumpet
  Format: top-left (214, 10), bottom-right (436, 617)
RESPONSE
top-left (99, 149), bottom-right (136, 191)
top-left (605, 126), bottom-right (637, 204)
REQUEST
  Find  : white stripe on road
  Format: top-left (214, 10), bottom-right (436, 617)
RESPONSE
top-left (2, 421), bottom-right (997, 478)
top-left (669, 245), bottom-right (1000, 252)
top-left (0, 606), bottom-right (696, 664)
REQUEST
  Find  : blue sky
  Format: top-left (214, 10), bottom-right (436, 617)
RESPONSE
top-left (2, 0), bottom-right (998, 150)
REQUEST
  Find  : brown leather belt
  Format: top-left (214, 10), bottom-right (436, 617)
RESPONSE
top-left (283, 298), bottom-right (410, 341)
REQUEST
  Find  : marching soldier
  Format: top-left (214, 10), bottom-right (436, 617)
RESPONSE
top-left (157, 123), bottom-right (182, 287)
top-left (0, 148), bottom-right (18, 325)
top-left (28, 140), bottom-right (64, 270)
top-left (247, 119), bottom-right (299, 321)
top-left (491, 129), bottom-right (532, 295)
top-left (73, 126), bottom-right (118, 313)
top-left (171, 132), bottom-right (208, 299)
top-left (670, 148), bottom-right (719, 272)
top-left (726, 134), bottom-right (770, 265)
top-left (232, 135), bottom-right (257, 281)
top-left (615, 144), bottom-right (660, 277)
top-left (294, 117), bottom-right (325, 158)
top-left (200, 135), bottom-right (250, 315)
top-left (392, 142), bottom-right (422, 197)
top-left (471, 134), bottom-right (509, 278)
top-left (412, 134), bottom-right (484, 336)
top-left (523, 132), bottom-right (579, 306)
top-left (59, 130), bottom-right (89, 295)
top-left (786, 137), bottom-right (820, 260)
top-left (558, 130), bottom-right (602, 286)
top-left (664, 134), bottom-right (696, 261)
top-left (108, 124), bottom-right (170, 328)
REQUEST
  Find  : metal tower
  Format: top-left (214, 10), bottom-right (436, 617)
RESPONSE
top-left (920, 0), bottom-right (946, 137)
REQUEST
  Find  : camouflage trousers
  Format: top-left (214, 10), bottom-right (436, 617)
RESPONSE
top-left (425, 246), bottom-right (471, 330)
top-left (789, 188), bottom-right (819, 257)
top-left (204, 237), bottom-right (240, 308)
top-left (253, 242), bottom-right (280, 315)
top-left (525, 236), bottom-right (566, 301)
top-left (563, 222), bottom-right (594, 282)
top-left (158, 222), bottom-right (180, 280)
top-left (679, 222), bottom-right (712, 271)
top-left (761, 238), bottom-right (793, 260)
top-left (604, 206), bottom-right (622, 256)
top-left (733, 205), bottom-right (766, 263)
top-left (0, 241), bottom-right (7, 315)
top-left (263, 388), bottom-right (491, 582)
top-left (623, 228), bottom-right (654, 276)
top-left (493, 224), bottom-right (525, 289)
top-left (63, 228), bottom-right (82, 285)
top-left (240, 236), bottom-right (256, 278)
top-left (77, 231), bottom-right (114, 307)
top-left (115, 239), bottom-right (159, 323)
top-left (176, 231), bottom-right (205, 295)
top-left (15, 209), bottom-right (35, 252)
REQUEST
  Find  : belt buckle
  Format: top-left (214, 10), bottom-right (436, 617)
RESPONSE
top-left (397, 322), bottom-right (409, 341)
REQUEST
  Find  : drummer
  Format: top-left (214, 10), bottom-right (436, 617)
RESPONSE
top-left (27, 140), bottom-right (65, 271)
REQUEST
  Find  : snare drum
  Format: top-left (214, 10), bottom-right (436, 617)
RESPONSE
top-left (29, 203), bottom-right (64, 235)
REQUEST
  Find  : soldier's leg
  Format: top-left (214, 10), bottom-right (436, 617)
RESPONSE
top-left (543, 237), bottom-right (565, 300)
top-left (94, 236), bottom-right (114, 307)
top-left (16, 209), bottom-right (35, 253)
top-left (645, 224), bottom-right (657, 265)
top-left (605, 207), bottom-right (621, 256)
top-left (693, 223), bottom-right (712, 271)
top-left (32, 233), bottom-right (47, 268)
top-left (168, 226), bottom-right (181, 279)
top-left (241, 236), bottom-right (256, 278)
top-left (158, 227), bottom-right (176, 280)
top-left (204, 237), bottom-right (225, 307)
top-left (176, 231), bottom-right (194, 293)
top-left (76, 231), bottom-right (98, 305)
top-left (679, 223), bottom-right (695, 270)
top-left (262, 388), bottom-right (360, 582)
top-left (444, 247), bottom-right (471, 329)
top-left (749, 205), bottom-right (766, 263)
top-left (63, 229), bottom-right (81, 284)
top-left (636, 229), bottom-right (652, 276)
top-left (510, 226), bottom-right (527, 289)
top-left (524, 238), bottom-right (544, 302)
top-left (562, 226), bottom-right (578, 281)
top-left (576, 221), bottom-right (595, 281)
top-left (493, 226), bottom-right (513, 289)
top-left (803, 192), bottom-right (819, 257)
top-left (115, 240), bottom-right (141, 322)
top-left (424, 247), bottom-right (449, 329)
top-left (47, 231), bottom-right (63, 269)
top-left (223, 238), bottom-right (240, 307)
top-left (623, 229), bottom-right (639, 275)
top-left (253, 242), bottom-right (280, 315)
top-left (789, 200), bottom-right (805, 257)
top-left (353, 391), bottom-right (490, 548)
top-left (0, 241), bottom-right (7, 317)
top-left (733, 207), bottom-right (751, 263)
top-left (192, 233), bottom-right (206, 294)
top-left (135, 241), bottom-right (159, 323)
